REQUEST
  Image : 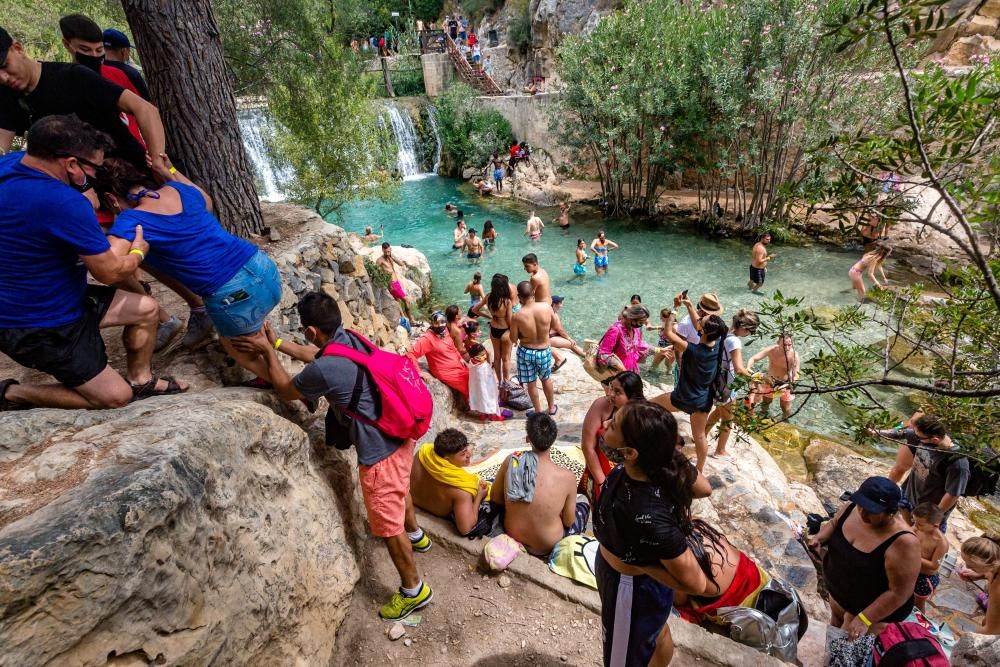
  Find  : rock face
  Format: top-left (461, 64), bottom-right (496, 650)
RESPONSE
top-left (354, 240), bottom-right (433, 311)
top-left (951, 632), bottom-right (1000, 666)
top-left (0, 390), bottom-right (362, 667)
top-left (929, 0), bottom-right (1000, 65)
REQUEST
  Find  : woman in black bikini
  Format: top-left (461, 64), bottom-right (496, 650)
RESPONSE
top-left (471, 273), bottom-right (515, 385)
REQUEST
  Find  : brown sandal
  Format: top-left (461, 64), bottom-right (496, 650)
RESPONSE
top-left (130, 375), bottom-right (186, 402)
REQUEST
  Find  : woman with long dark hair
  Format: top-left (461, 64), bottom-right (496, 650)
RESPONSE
top-left (579, 371), bottom-right (644, 501)
top-left (471, 273), bottom-right (515, 384)
top-left (652, 301), bottom-right (728, 472)
top-left (595, 401), bottom-right (762, 665)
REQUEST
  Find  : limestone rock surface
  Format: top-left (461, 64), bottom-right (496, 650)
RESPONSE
top-left (0, 390), bottom-right (361, 667)
top-left (951, 631), bottom-right (1000, 666)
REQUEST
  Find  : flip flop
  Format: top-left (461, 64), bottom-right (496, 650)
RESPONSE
top-left (548, 404), bottom-right (559, 416)
top-left (130, 375), bottom-right (187, 402)
top-left (552, 359), bottom-right (567, 373)
top-left (0, 379), bottom-right (28, 411)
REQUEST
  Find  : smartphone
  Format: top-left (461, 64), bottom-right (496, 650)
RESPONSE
top-left (681, 289), bottom-right (689, 299)
top-left (223, 289), bottom-right (251, 306)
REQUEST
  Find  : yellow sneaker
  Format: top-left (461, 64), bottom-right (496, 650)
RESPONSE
top-left (379, 582), bottom-right (433, 621)
top-left (410, 532), bottom-right (432, 553)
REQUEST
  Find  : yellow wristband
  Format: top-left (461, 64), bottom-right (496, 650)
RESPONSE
top-left (273, 338), bottom-right (283, 350)
top-left (857, 612), bottom-right (872, 627)
top-left (129, 248), bottom-right (145, 260)
top-left (168, 166), bottom-right (177, 174)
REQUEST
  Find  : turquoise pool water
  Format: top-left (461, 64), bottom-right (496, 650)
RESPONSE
top-left (334, 177), bottom-right (900, 438)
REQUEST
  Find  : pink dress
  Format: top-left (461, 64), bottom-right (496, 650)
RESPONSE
top-left (597, 321), bottom-right (650, 373)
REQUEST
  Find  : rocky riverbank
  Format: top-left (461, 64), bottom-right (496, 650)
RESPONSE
top-left (0, 203), bottom-right (994, 665)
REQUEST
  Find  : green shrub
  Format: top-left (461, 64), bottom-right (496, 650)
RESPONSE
top-left (435, 81), bottom-right (514, 175)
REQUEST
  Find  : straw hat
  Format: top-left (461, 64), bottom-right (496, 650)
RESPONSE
top-left (698, 293), bottom-right (724, 315)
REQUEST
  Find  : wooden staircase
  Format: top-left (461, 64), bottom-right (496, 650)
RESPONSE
top-left (442, 33), bottom-right (503, 96)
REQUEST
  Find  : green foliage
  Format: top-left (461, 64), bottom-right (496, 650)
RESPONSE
top-left (6, 0), bottom-right (124, 61)
top-left (554, 0), bottom-right (902, 223)
top-left (268, 40), bottom-right (398, 218)
top-left (434, 81), bottom-right (513, 175)
top-left (730, 0), bottom-right (1000, 456)
top-left (506, 0), bottom-right (533, 52)
top-left (462, 0), bottom-right (505, 24)
top-left (364, 258), bottom-right (392, 289)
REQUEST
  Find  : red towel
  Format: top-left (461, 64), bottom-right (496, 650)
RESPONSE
top-left (676, 551), bottom-right (767, 624)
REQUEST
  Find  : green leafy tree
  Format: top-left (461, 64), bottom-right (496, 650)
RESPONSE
top-left (268, 40), bottom-right (397, 218)
top-left (435, 81), bottom-right (513, 176)
top-left (734, 1), bottom-right (999, 458)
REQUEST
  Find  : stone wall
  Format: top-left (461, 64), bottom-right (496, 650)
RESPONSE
top-left (929, 0), bottom-right (1000, 65)
top-left (421, 52), bottom-right (454, 97)
top-left (475, 92), bottom-right (568, 163)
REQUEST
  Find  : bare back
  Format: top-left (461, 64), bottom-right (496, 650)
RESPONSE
top-left (498, 456), bottom-right (575, 555)
top-left (410, 457), bottom-right (465, 519)
top-left (513, 301), bottom-right (552, 348)
top-left (531, 269), bottom-right (552, 304)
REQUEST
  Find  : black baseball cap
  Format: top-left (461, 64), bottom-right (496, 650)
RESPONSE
top-left (850, 476), bottom-right (902, 514)
top-left (103, 28), bottom-right (133, 49)
top-left (552, 295), bottom-right (564, 304)
top-left (0, 27), bottom-right (13, 66)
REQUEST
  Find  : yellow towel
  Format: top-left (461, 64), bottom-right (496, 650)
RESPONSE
top-left (417, 443), bottom-right (490, 498)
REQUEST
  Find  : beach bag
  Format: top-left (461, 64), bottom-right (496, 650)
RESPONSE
top-left (583, 334), bottom-right (620, 383)
top-left (321, 330), bottom-right (432, 441)
top-left (716, 576), bottom-right (807, 663)
top-left (500, 380), bottom-right (533, 411)
top-left (872, 622), bottom-right (948, 667)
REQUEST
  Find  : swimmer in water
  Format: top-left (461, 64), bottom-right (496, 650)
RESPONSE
top-left (464, 228), bottom-right (484, 263)
top-left (590, 230), bottom-right (619, 275)
top-left (452, 219), bottom-right (467, 250)
top-left (465, 271), bottom-right (486, 318)
top-left (555, 201), bottom-right (570, 233)
top-left (482, 220), bottom-right (498, 252)
top-left (361, 225), bottom-right (384, 245)
top-left (572, 238), bottom-right (588, 281)
top-left (524, 210), bottom-right (544, 241)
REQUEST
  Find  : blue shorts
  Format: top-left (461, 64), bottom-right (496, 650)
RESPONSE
top-left (516, 345), bottom-right (553, 384)
top-left (915, 573), bottom-right (940, 597)
top-left (204, 250), bottom-right (282, 337)
top-left (493, 169), bottom-right (503, 182)
top-left (594, 254), bottom-right (609, 268)
top-left (596, 550), bottom-right (674, 667)
top-left (573, 263), bottom-right (587, 275)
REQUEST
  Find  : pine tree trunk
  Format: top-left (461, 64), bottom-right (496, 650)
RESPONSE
top-left (120, 0), bottom-right (263, 237)
top-left (381, 57), bottom-right (396, 98)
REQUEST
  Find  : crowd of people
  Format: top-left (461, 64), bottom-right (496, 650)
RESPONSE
top-left (0, 16), bottom-right (995, 667)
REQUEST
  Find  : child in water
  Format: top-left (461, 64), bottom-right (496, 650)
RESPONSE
top-left (912, 503), bottom-right (948, 613)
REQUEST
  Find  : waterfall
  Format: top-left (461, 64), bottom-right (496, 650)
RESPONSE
top-left (237, 107), bottom-right (292, 202)
top-left (384, 104), bottom-right (423, 180)
top-left (426, 105), bottom-right (442, 175)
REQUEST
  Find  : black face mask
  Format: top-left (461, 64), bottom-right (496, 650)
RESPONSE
top-left (70, 175), bottom-right (93, 193)
top-left (76, 52), bottom-right (105, 72)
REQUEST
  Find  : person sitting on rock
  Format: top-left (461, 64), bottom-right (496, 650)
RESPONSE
top-left (411, 428), bottom-right (491, 536)
top-left (408, 310), bottom-right (470, 405)
top-left (489, 413), bottom-right (588, 558)
top-left (232, 291), bottom-right (434, 622)
top-left (0, 115), bottom-right (190, 410)
top-left (96, 156), bottom-right (283, 384)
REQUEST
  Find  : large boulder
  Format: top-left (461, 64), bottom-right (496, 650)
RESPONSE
top-left (0, 390), bottom-right (362, 666)
top-left (951, 632), bottom-right (1000, 666)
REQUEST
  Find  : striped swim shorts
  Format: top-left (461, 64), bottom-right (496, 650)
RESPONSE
top-left (516, 345), bottom-right (553, 384)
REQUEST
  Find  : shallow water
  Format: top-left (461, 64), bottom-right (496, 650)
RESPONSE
top-left (334, 177), bottom-right (906, 440)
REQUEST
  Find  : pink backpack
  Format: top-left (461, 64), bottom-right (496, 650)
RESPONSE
top-left (321, 331), bottom-right (433, 441)
top-left (872, 622), bottom-right (948, 667)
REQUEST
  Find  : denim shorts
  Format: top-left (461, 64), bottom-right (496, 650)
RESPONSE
top-left (204, 251), bottom-right (281, 337)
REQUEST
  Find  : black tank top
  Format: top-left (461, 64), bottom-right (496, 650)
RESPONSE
top-left (822, 503), bottom-right (914, 623)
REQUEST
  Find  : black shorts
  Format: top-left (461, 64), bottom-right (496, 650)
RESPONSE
top-left (0, 285), bottom-right (117, 387)
top-left (749, 265), bottom-right (766, 285)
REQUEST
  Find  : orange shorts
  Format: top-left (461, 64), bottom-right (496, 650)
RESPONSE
top-left (358, 439), bottom-right (415, 537)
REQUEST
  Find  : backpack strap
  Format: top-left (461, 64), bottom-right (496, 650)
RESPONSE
top-left (320, 331), bottom-right (382, 419)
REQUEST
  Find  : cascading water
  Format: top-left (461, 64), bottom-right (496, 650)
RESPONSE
top-left (426, 105), bottom-right (442, 175)
top-left (237, 107), bottom-right (293, 201)
top-left (384, 104), bottom-right (423, 179)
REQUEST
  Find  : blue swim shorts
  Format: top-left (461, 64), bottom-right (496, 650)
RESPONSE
top-left (594, 254), bottom-right (609, 268)
top-left (516, 345), bottom-right (553, 384)
top-left (573, 263), bottom-right (587, 275)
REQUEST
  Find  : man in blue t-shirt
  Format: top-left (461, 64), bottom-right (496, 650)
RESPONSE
top-left (0, 115), bottom-right (189, 410)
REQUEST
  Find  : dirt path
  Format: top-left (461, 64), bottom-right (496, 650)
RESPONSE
top-left (333, 538), bottom-right (604, 667)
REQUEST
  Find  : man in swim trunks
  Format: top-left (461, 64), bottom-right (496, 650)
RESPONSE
top-left (411, 428), bottom-right (491, 536)
top-left (489, 152), bottom-right (506, 192)
top-left (463, 228), bottom-right (483, 262)
top-left (555, 201), bottom-right (570, 233)
top-left (376, 242), bottom-right (416, 323)
top-left (746, 334), bottom-right (800, 418)
top-left (452, 218), bottom-right (467, 250)
top-left (748, 232), bottom-right (774, 292)
top-left (590, 231), bottom-right (619, 275)
top-left (522, 253), bottom-right (552, 305)
top-left (525, 211), bottom-right (544, 240)
top-left (510, 281), bottom-right (556, 415)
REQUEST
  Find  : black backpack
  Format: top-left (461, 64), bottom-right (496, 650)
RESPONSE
top-left (935, 447), bottom-right (999, 497)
